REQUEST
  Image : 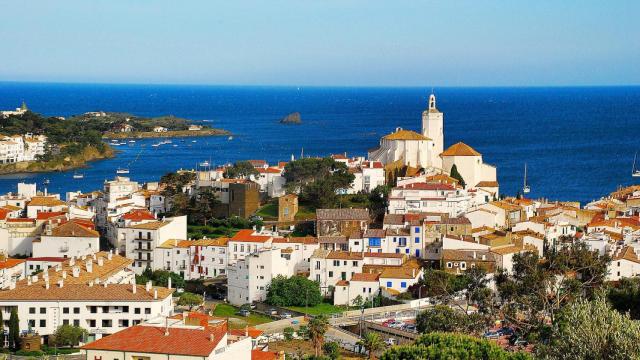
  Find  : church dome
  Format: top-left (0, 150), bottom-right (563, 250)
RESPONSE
top-left (440, 142), bottom-right (481, 156)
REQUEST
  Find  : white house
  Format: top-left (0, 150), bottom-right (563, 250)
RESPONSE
top-left (33, 221), bottom-right (100, 258)
top-left (388, 182), bottom-right (470, 217)
top-left (440, 142), bottom-right (497, 190)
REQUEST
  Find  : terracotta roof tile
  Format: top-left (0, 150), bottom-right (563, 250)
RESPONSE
top-left (440, 142), bottom-right (481, 157)
top-left (383, 129), bottom-right (431, 141)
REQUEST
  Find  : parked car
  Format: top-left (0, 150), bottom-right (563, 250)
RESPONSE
top-left (385, 338), bottom-right (397, 346)
top-left (269, 308), bottom-right (278, 315)
top-left (484, 331), bottom-right (500, 339)
top-left (237, 309), bottom-right (251, 317)
top-left (280, 312), bottom-right (292, 319)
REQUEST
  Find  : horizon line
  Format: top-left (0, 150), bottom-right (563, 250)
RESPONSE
top-left (1, 79), bottom-right (639, 89)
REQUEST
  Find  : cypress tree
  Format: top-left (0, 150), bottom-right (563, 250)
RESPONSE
top-left (8, 307), bottom-right (19, 350)
top-left (450, 164), bottom-right (466, 188)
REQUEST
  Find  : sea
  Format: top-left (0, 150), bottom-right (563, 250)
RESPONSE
top-left (0, 82), bottom-right (639, 205)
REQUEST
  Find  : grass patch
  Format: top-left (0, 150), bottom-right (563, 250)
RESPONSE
top-left (256, 203), bottom-right (278, 219)
top-left (295, 203), bottom-right (316, 220)
top-left (211, 303), bottom-right (273, 328)
top-left (286, 302), bottom-right (348, 316)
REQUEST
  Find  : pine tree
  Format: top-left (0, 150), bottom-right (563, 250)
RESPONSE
top-left (8, 307), bottom-right (19, 350)
top-left (450, 164), bottom-right (466, 188)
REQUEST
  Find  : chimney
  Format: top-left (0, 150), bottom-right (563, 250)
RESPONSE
top-left (92, 253), bottom-right (97, 261)
top-left (473, 251), bottom-right (477, 259)
top-left (245, 325), bottom-right (249, 337)
top-left (27, 277), bottom-right (32, 286)
top-left (412, 268), bottom-right (416, 277)
top-left (168, 277), bottom-right (172, 289)
top-left (108, 250), bottom-right (113, 260)
top-left (154, 289), bottom-right (158, 299)
top-left (69, 257), bottom-right (75, 266)
top-left (86, 260), bottom-right (93, 273)
top-left (32, 275), bottom-right (39, 283)
top-left (103, 282), bottom-right (108, 288)
top-left (45, 280), bottom-right (50, 289)
top-left (72, 266), bottom-right (80, 278)
top-left (146, 281), bottom-right (152, 292)
top-left (81, 255), bottom-right (86, 261)
top-left (9, 281), bottom-right (16, 290)
top-left (58, 279), bottom-right (64, 288)
top-left (55, 263), bottom-right (62, 272)
top-left (209, 334), bottom-right (214, 342)
top-left (89, 281), bottom-right (94, 287)
top-left (132, 282), bottom-right (137, 294)
top-left (97, 257), bottom-right (104, 266)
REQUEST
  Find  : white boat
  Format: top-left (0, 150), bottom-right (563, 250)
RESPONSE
top-left (128, 140), bottom-right (136, 143)
top-left (116, 168), bottom-right (130, 174)
top-left (523, 163), bottom-right (531, 194)
top-left (73, 173), bottom-right (84, 179)
top-left (43, 179), bottom-right (50, 185)
top-left (228, 136), bottom-right (233, 141)
top-left (199, 161), bottom-right (210, 167)
top-left (152, 143), bottom-right (161, 147)
top-left (633, 152), bottom-right (640, 177)
top-left (192, 140), bottom-right (197, 143)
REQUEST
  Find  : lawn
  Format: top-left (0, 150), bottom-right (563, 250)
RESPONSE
top-left (294, 203), bottom-right (316, 220)
top-left (270, 339), bottom-right (365, 359)
top-left (256, 203), bottom-right (278, 219)
top-left (286, 302), bottom-right (348, 316)
top-left (211, 303), bottom-right (273, 329)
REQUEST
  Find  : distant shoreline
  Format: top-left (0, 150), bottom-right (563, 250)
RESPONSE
top-left (0, 145), bottom-right (115, 175)
top-left (103, 129), bottom-right (231, 139)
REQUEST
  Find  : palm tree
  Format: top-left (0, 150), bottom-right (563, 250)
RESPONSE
top-left (357, 332), bottom-right (386, 360)
top-left (307, 315), bottom-right (329, 356)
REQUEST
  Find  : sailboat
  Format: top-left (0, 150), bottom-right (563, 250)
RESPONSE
top-left (116, 167), bottom-right (130, 174)
top-left (523, 163), bottom-right (531, 194)
top-left (73, 172), bottom-right (84, 179)
top-left (633, 152), bottom-right (640, 177)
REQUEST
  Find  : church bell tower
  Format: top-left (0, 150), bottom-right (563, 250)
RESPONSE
top-left (421, 93), bottom-right (444, 168)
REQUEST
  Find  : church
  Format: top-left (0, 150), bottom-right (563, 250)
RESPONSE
top-left (368, 93), bottom-right (498, 191)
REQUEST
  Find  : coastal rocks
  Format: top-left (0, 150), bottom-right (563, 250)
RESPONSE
top-left (279, 112), bottom-right (302, 124)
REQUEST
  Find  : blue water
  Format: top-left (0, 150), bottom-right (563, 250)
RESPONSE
top-left (0, 82), bottom-right (638, 204)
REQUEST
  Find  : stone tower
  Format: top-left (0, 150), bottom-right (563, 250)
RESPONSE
top-left (421, 93), bottom-right (444, 168)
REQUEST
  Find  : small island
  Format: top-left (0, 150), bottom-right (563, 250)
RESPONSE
top-left (279, 112), bottom-right (302, 124)
top-left (0, 108), bottom-right (229, 174)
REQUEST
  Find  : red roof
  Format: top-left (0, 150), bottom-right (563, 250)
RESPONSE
top-left (122, 209), bottom-right (156, 222)
top-left (0, 259), bottom-right (25, 270)
top-left (229, 327), bottom-right (264, 339)
top-left (6, 218), bottom-right (35, 223)
top-left (362, 161), bottom-right (383, 169)
top-left (36, 211), bottom-right (67, 220)
top-left (230, 229), bottom-right (272, 243)
top-left (0, 208), bottom-right (9, 220)
top-left (257, 167), bottom-right (282, 174)
top-left (26, 257), bottom-right (66, 262)
top-left (81, 324), bottom-right (227, 356)
top-left (351, 273), bottom-right (380, 282)
top-left (248, 160), bottom-right (267, 167)
top-left (252, 350), bottom-right (277, 360)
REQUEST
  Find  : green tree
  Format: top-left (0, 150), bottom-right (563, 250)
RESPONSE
top-left (224, 161), bottom-right (259, 179)
top-left (283, 327), bottom-right (295, 341)
top-left (449, 164), bottom-right (466, 188)
top-left (495, 241), bottom-right (610, 338)
top-left (608, 277), bottom-right (640, 319)
top-left (177, 292), bottom-right (203, 310)
top-left (380, 332), bottom-right (531, 360)
top-left (52, 324), bottom-right (88, 347)
top-left (283, 157), bottom-right (355, 208)
top-left (351, 295), bottom-right (364, 308)
top-left (8, 307), bottom-right (19, 350)
top-left (322, 341), bottom-right (341, 360)
top-left (368, 185), bottom-right (390, 221)
top-left (266, 275), bottom-right (322, 307)
top-left (415, 305), bottom-right (486, 335)
top-left (357, 332), bottom-right (386, 360)
top-left (308, 315), bottom-right (329, 357)
top-left (538, 296), bottom-right (640, 360)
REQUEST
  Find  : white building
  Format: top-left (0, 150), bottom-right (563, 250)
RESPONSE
top-left (227, 247), bottom-right (295, 306)
top-left (310, 250), bottom-right (364, 295)
top-left (227, 229), bottom-right (273, 265)
top-left (33, 221), bottom-right (100, 258)
top-left (608, 246), bottom-right (640, 281)
top-left (0, 257), bottom-right (25, 290)
top-left (155, 238), bottom-right (229, 279)
top-left (388, 182), bottom-right (470, 217)
top-left (440, 142), bottom-right (497, 190)
top-left (120, 216), bottom-right (188, 274)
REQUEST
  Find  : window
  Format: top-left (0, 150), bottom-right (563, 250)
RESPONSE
top-left (415, 237), bottom-right (420, 244)
top-left (73, 307), bottom-right (80, 314)
top-left (40, 307), bottom-right (46, 314)
top-left (398, 238), bottom-right (407, 247)
top-left (63, 320), bottom-right (69, 325)
top-left (101, 319), bottom-right (112, 327)
top-left (74, 320), bottom-right (80, 327)
top-left (88, 319), bottom-right (96, 327)
top-left (460, 262), bottom-right (466, 269)
top-left (386, 281), bottom-right (392, 287)
top-left (134, 308), bottom-right (141, 314)
top-left (39, 320), bottom-right (46, 327)
top-left (333, 260), bottom-right (340, 266)
top-left (89, 306), bottom-right (97, 313)
top-left (145, 308), bottom-right (151, 314)
top-left (446, 262), bottom-right (453, 268)
top-left (401, 282), bottom-right (407, 288)
top-left (352, 261), bottom-right (358, 267)
top-left (63, 307), bottom-right (69, 314)
top-left (29, 307), bottom-right (35, 314)
top-left (368, 237), bottom-right (381, 247)
top-left (414, 227), bottom-right (420, 233)
top-left (362, 288), bottom-right (366, 293)
top-left (329, 271), bottom-right (334, 278)
top-left (28, 320), bottom-right (35, 328)
top-left (102, 306), bottom-right (109, 313)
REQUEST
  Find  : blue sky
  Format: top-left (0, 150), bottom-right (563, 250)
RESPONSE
top-left (0, 1), bottom-right (638, 86)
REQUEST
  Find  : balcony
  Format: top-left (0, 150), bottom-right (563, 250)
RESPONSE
top-left (59, 245), bottom-right (69, 253)
top-left (134, 247), bottom-right (153, 252)
top-left (134, 237), bottom-right (153, 241)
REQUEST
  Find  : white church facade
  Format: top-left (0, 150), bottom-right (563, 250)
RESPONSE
top-left (368, 93), bottom-right (498, 191)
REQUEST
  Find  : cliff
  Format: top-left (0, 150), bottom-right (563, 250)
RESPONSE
top-left (0, 145), bottom-right (115, 174)
top-left (279, 112), bottom-right (302, 124)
